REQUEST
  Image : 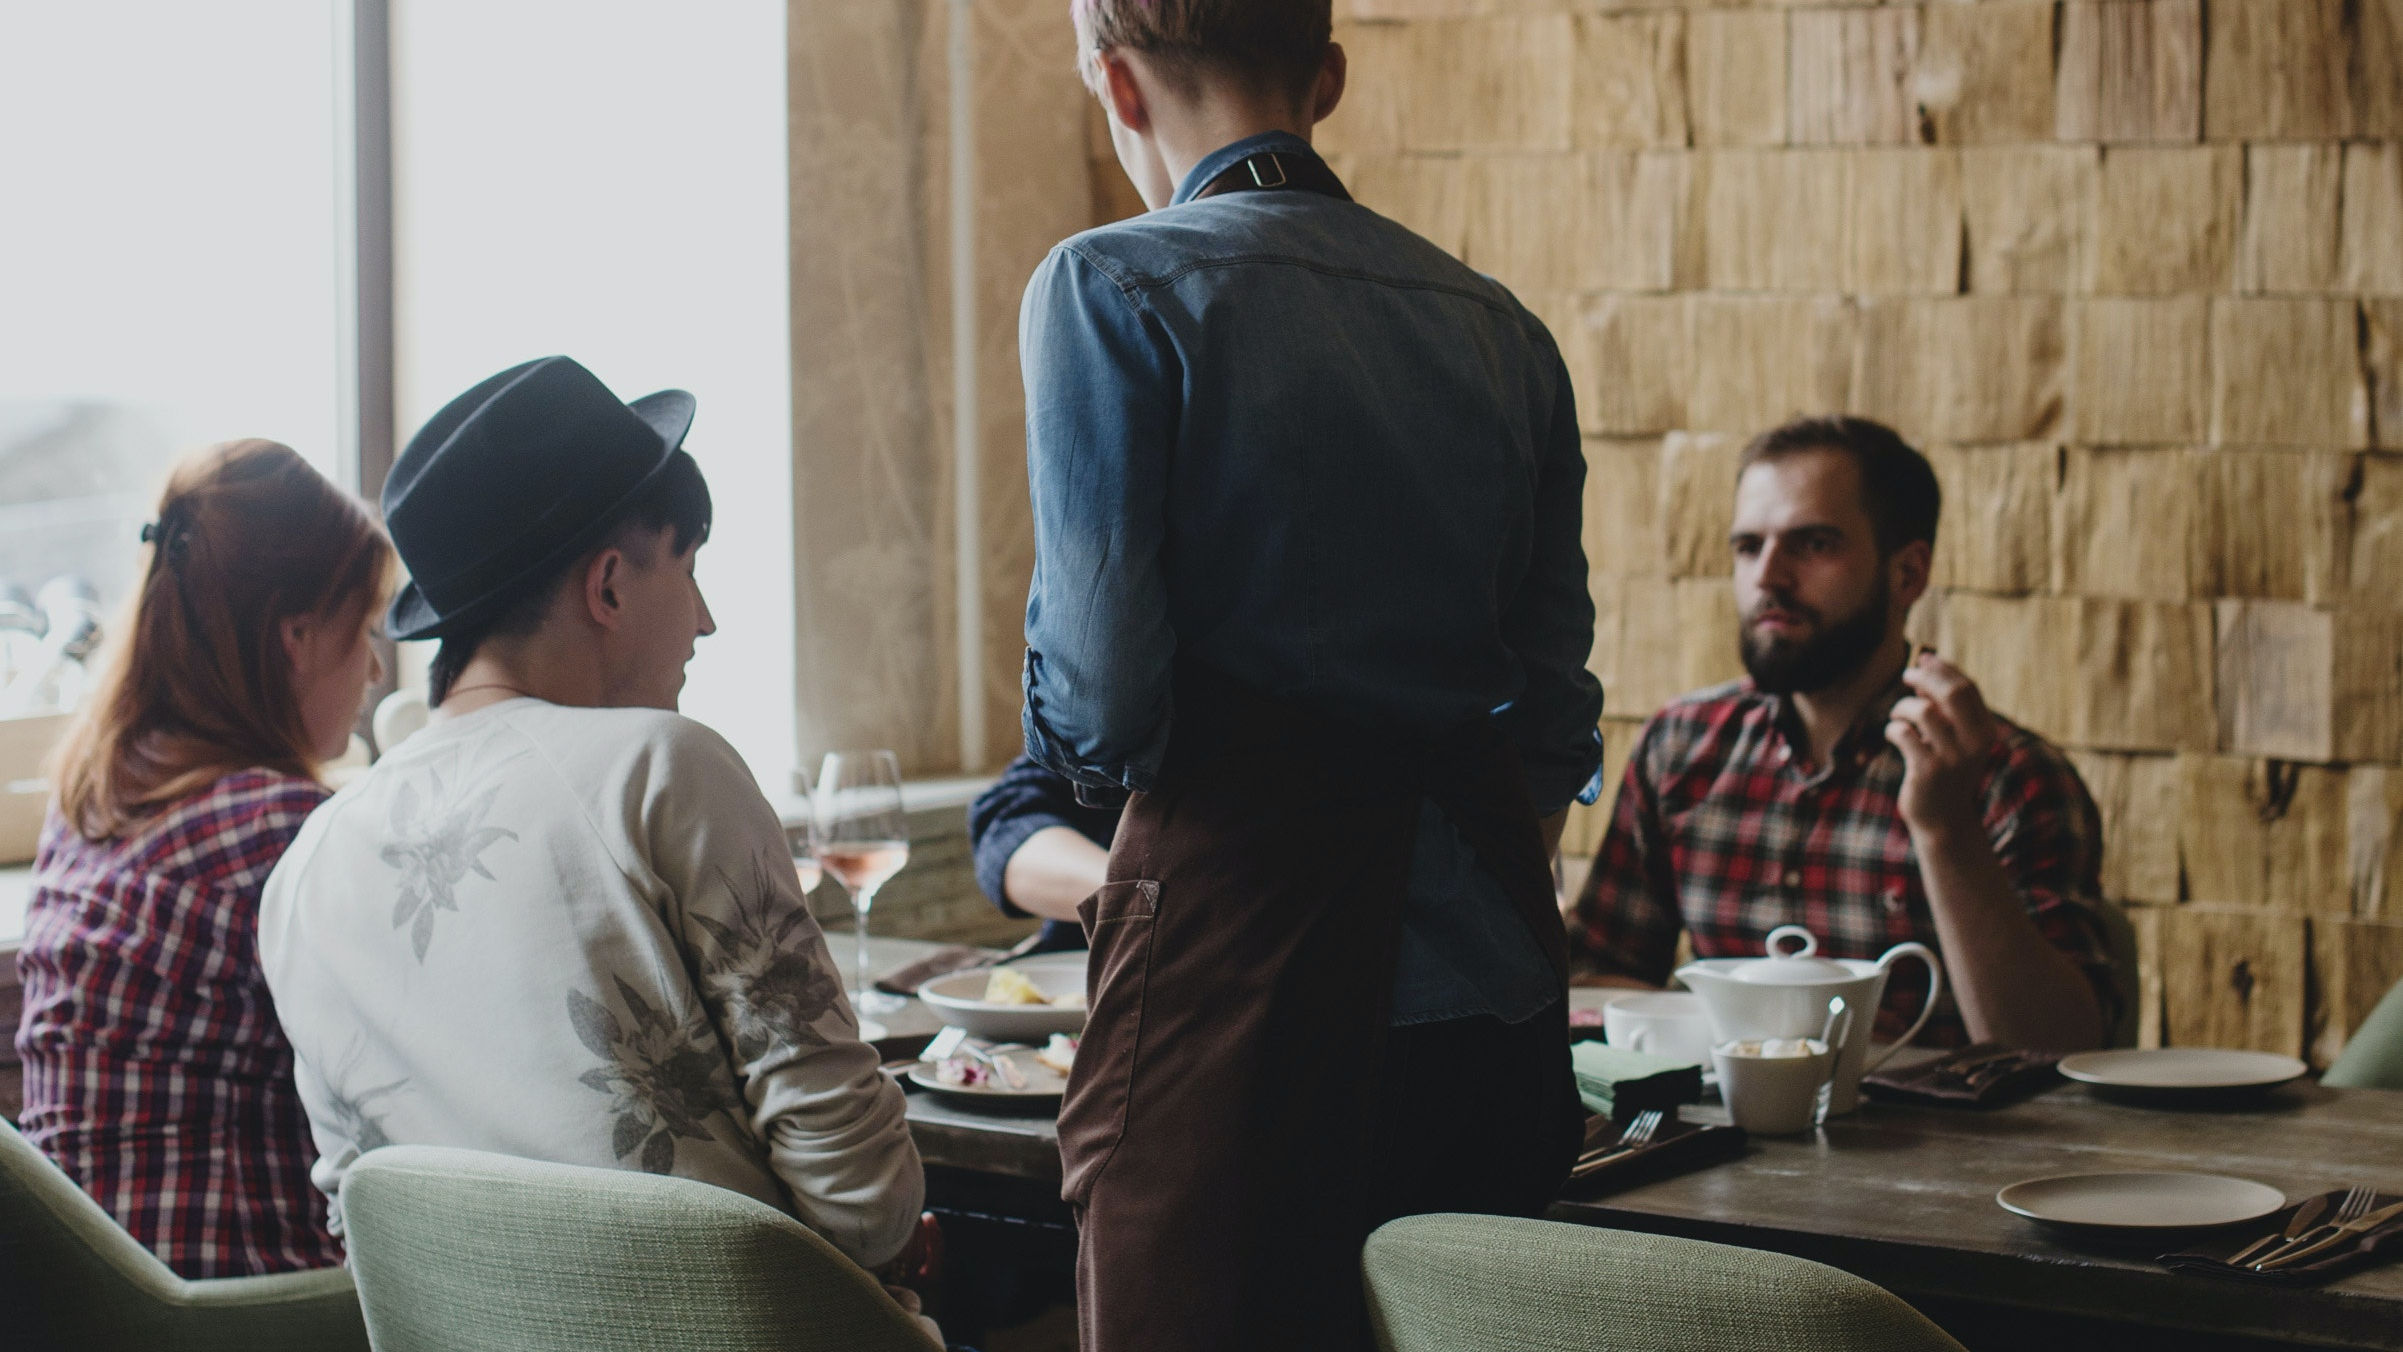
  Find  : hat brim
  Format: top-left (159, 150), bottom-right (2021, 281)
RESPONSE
top-left (386, 388), bottom-right (697, 643)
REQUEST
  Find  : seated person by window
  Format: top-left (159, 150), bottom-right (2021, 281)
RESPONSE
top-left (1569, 416), bottom-right (2117, 1052)
top-left (15, 440), bottom-right (392, 1277)
top-left (257, 358), bottom-right (927, 1279)
top-left (966, 754), bottom-right (1114, 953)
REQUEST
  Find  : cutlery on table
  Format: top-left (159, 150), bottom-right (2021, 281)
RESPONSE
top-left (2226, 1190), bottom-right (2332, 1268)
top-left (2252, 1191), bottom-right (2403, 1271)
top-left (1570, 1110), bottom-right (1664, 1178)
top-left (920, 1025), bottom-right (970, 1063)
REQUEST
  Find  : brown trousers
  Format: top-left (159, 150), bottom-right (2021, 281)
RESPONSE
top-left (1059, 667), bottom-right (1582, 1352)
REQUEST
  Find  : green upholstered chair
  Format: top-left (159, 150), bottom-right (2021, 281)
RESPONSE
top-left (0, 1115), bottom-right (366, 1352)
top-left (1363, 1213), bottom-right (1966, 1352)
top-left (341, 1144), bottom-right (941, 1352)
top-left (2324, 975), bottom-right (2403, 1090)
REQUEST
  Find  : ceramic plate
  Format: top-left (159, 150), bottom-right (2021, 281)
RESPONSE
top-left (906, 1051), bottom-right (1068, 1101)
top-left (915, 955), bottom-right (1088, 1041)
top-left (2056, 1048), bottom-right (2308, 1095)
top-left (1997, 1172), bottom-right (2285, 1236)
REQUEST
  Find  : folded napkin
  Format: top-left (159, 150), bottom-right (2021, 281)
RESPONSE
top-left (1859, 1043), bottom-right (2061, 1108)
top-left (874, 946), bottom-right (993, 997)
top-left (1571, 1042), bottom-right (1704, 1122)
top-left (2162, 1191), bottom-right (2403, 1285)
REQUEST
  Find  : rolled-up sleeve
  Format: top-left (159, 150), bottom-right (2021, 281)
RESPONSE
top-left (1497, 330), bottom-right (1606, 814)
top-left (1019, 244), bottom-right (1184, 795)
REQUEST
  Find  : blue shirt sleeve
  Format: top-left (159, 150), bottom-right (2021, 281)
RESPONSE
top-left (1497, 326), bottom-right (1607, 814)
top-left (1018, 244), bottom-right (1183, 795)
top-left (966, 756), bottom-right (1121, 918)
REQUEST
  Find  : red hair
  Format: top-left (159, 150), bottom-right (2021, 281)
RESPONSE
top-left (51, 440), bottom-right (394, 840)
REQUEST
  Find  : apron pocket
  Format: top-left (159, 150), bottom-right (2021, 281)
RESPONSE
top-left (1060, 879), bottom-right (1160, 1208)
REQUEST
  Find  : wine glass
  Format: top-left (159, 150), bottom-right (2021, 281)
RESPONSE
top-left (813, 750), bottom-right (911, 1023)
top-left (789, 777), bottom-right (823, 898)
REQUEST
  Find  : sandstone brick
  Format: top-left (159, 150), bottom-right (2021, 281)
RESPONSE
top-left (2310, 917), bottom-right (2403, 1066)
top-left (2352, 767), bottom-right (2403, 918)
top-left (2054, 448), bottom-right (2192, 601)
top-left (2071, 751), bottom-right (2184, 905)
top-left (2070, 598), bottom-right (2215, 752)
top-left (1699, 149), bottom-right (1850, 292)
top-left (1345, 153), bottom-right (1471, 258)
top-left (1927, 442), bottom-right (2055, 595)
top-left (1930, 593), bottom-right (2078, 742)
top-left (1662, 432), bottom-right (1743, 581)
top-left (2204, 0), bottom-right (2353, 141)
top-left (1845, 149), bottom-right (1966, 294)
top-left (2160, 905), bottom-right (2307, 1056)
top-left (2190, 451), bottom-right (2360, 605)
top-left (2088, 146), bottom-right (2239, 294)
top-left (1962, 146), bottom-right (2096, 294)
top-left (1323, 17), bottom-right (1574, 154)
top-left (2211, 299), bottom-right (2371, 449)
top-left (1685, 295), bottom-right (1858, 436)
top-left (2372, 301), bottom-right (2403, 451)
top-left (1851, 296), bottom-right (2067, 442)
top-left (2178, 756), bottom-right (2353, 914)
top-left (2056, 0), bottom-right (2204, 143)
top-left (2343, 143), bottom-right (2403, 296)
top-left (1584, 437), bottom-right (1666, 583)
top-left (2349, 454), bottom-right (2403, 606)
top-left (1676, 578), bottom-right (1747, 698)
top-left (1687, 9), bottom-right (1787, 149)
top-left (1575, 13), bottom-right (1687, 150)
top-left (2237, 144), bottom-right (2345, 296)
top-left (2070, 298), bottom-right (2210, 445)
top-left (2360, 0), bottom-right (2403, 137)
top-left (1790, 7), bottom-right (1921, 146)
top-left (1568, 294), bottom-right (1690, 436)
top-left (2215, 600), bottom-right (2403, 763)
top-left (1913, 1), bottom-right (2055, 146)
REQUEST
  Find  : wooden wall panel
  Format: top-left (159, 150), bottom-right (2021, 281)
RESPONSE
top-left (1686, 9), bottom-right (1787, 149)
top-left (1916, 2), bottom-right (2057, 145)
top-left (2070, 298), bottom-right (2209, 444)
top-left (2053, 448), bottom-right (2191, 600)
top-left (2089, 146), bottom-right (2239, 294)
top-left (2056, 0), bottom-right (2204, 143)
top-left (1575, 13), bottom-right (1688, 150)
top-left (1789, 7), bottom-right (1922, 147)
top-left (2238, 145), bottom-right (2345, 295)
top-left (2344, 144), bottom-right (2403, 296)
top-left (1963, 147), bottom-right (2096, 294)
top-left (1928, 443), bottom-right (2056, 595)
top-left (2309, 918), bottom-right (2403, 1065)
top-left (2203, 0), bottom-right (2354, 141)
top-left (2209, 299), bottom-right (2371, 448)
top-left (2177, 756), bottom-right (2353, 914)
top-left (2069, 749), bottom-right (2183, 903)
top-left (2188, 451), bottom-right (2358, 605)
top-left (2160, 905), bottom-right (2307, 1055)
top-left (2367, 300), bottom-right (2403, 451)
top-left (1851, 297), bottom-right (2067, 442)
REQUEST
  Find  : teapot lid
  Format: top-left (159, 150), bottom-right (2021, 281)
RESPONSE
top-left (1728, 925), bottom-right (1854, 984)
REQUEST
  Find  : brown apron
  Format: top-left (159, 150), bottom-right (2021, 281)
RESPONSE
top-left (1059, 662), bottom-right (1577, 1352)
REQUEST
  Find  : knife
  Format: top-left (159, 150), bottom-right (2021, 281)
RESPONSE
top-left (2254, 1198), bottom-right (2403, 1271)
top-left (2227, 1192), bottom-right (2330, 1268)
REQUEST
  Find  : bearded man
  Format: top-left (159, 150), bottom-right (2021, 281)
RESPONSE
top-left (1569, 416), bottom-right (2119, 1051)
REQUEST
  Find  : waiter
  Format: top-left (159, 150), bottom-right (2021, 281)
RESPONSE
top-left (1019, 4), bottom-right (1605, 1349)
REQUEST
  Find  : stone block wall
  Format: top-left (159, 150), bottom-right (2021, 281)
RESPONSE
top-left (1294, 0), bottom-right (2403, 1063)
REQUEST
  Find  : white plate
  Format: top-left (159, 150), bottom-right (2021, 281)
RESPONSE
top-left (906, 1053), bottom-right (1068, 1101)
top-left (915, 955), bottom-right (1089, 1041)
top-left (1997, 1171), bottom-right (2286, 1234)
top-left (2056, 1048), bottom-right (2308, 1093)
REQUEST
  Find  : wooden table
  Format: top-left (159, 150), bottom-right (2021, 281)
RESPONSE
top-left (860, 939), bottom-right (2403, 1351)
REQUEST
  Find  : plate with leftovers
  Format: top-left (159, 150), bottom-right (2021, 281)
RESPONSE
top-left (907, 1034), bottom-right (1079, 1100)
top-left (916, 955), bottom-right (1089, 1039)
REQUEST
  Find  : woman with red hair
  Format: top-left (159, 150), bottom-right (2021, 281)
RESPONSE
top-left (14, 439), bottom-right (392, 1277)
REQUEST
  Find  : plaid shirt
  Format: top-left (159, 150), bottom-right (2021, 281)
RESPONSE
top-left (14, 770), bottom-right (342, 1278)
top-left (1570, 678), bottom-right (2117, 1048)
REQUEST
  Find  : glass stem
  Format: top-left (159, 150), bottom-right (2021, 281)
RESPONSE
top-left (853, 883), bottom-right (877, 1004)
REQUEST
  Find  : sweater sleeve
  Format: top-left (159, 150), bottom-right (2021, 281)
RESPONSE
top-left (637, 720), bottom-right (926, 1267)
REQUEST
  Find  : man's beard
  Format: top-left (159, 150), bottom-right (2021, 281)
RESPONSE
top-left (1739, 577), bottom-right (1892, 695)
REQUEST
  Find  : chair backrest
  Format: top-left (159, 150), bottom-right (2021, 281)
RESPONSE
top-left (0, 1115), bottom-right (365, 1352)
top-left (1364, 1213), bottom-right (1967, 1352)
top-left (342, 1144), bottom-right (939, 1352)
top-left (2325, 975), bottom-right (2403, 1090)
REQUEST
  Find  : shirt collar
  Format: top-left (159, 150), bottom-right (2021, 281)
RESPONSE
top-left (1762, 668), bottom-right (1911, 775)
top-left (1172, 131), bottom-right (1324, 207)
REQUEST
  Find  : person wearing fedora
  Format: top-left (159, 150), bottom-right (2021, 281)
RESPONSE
top-left (258, 357), bottom-right (933, 1299)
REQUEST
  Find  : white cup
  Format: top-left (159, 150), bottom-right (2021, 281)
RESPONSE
top-left (1602, 992), bottom-right (1715, 1065)
top-left (1713, 1037), bottom-right (1838, 1134)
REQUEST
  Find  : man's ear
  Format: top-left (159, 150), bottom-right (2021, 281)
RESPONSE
top-left (584, 549), bottom-right (627, 630)
top-left (1889, 539), bottom-right (1933, 612)
top-left (1098, 48), bottom-right (1150, 134)
top-left (1309, 42), bottom-right (1347, 125)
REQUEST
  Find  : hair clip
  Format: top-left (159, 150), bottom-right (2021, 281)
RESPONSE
top-left (139, 521), bottom-right (164, 544)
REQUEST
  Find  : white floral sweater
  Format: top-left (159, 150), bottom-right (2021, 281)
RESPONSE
top-left (259, 698), bottom-right (924, 1267)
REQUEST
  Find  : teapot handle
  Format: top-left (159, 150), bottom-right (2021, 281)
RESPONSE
top-left (1764, 924), bottom-right (1818, 959)
top-left (1860, 942), bottom-right (1945, 1074)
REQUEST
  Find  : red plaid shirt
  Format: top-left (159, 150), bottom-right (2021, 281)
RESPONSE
top-left (1571, 678), bottom-right (2117, 1048)
top-left (14, 770), bottom-right (343, 1277)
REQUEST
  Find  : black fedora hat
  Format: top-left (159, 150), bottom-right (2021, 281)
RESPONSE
top-left (382, 356), bottom-right (697, 641)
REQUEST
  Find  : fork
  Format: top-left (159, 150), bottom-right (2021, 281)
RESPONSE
top-left (1571, 1110), bottom-right (1664, 1178)
top-left (2226, 1190), bottom-right (2333, 1268)
top-left (2248, 1184), bottom-right (2374, 1268)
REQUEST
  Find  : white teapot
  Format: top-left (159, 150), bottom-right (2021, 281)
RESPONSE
top-left (1675, 925), bottom-right (1944, 1115)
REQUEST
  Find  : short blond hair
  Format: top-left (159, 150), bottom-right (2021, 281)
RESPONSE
top-left (1074, 0), bottom-right (1332, 100)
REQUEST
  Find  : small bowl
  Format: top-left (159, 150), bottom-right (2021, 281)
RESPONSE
top-left (916, 954), bottom-right (1088, 1040)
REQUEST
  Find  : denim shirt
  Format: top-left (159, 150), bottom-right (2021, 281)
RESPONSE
top-left (1018, 132), bottom-right (1605, 1024)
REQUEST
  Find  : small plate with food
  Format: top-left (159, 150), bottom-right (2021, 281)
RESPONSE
top-left (916, 954), bottom-right (1088, 1040)
top-left (908, 1034), bottom-right (1079, 1101)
